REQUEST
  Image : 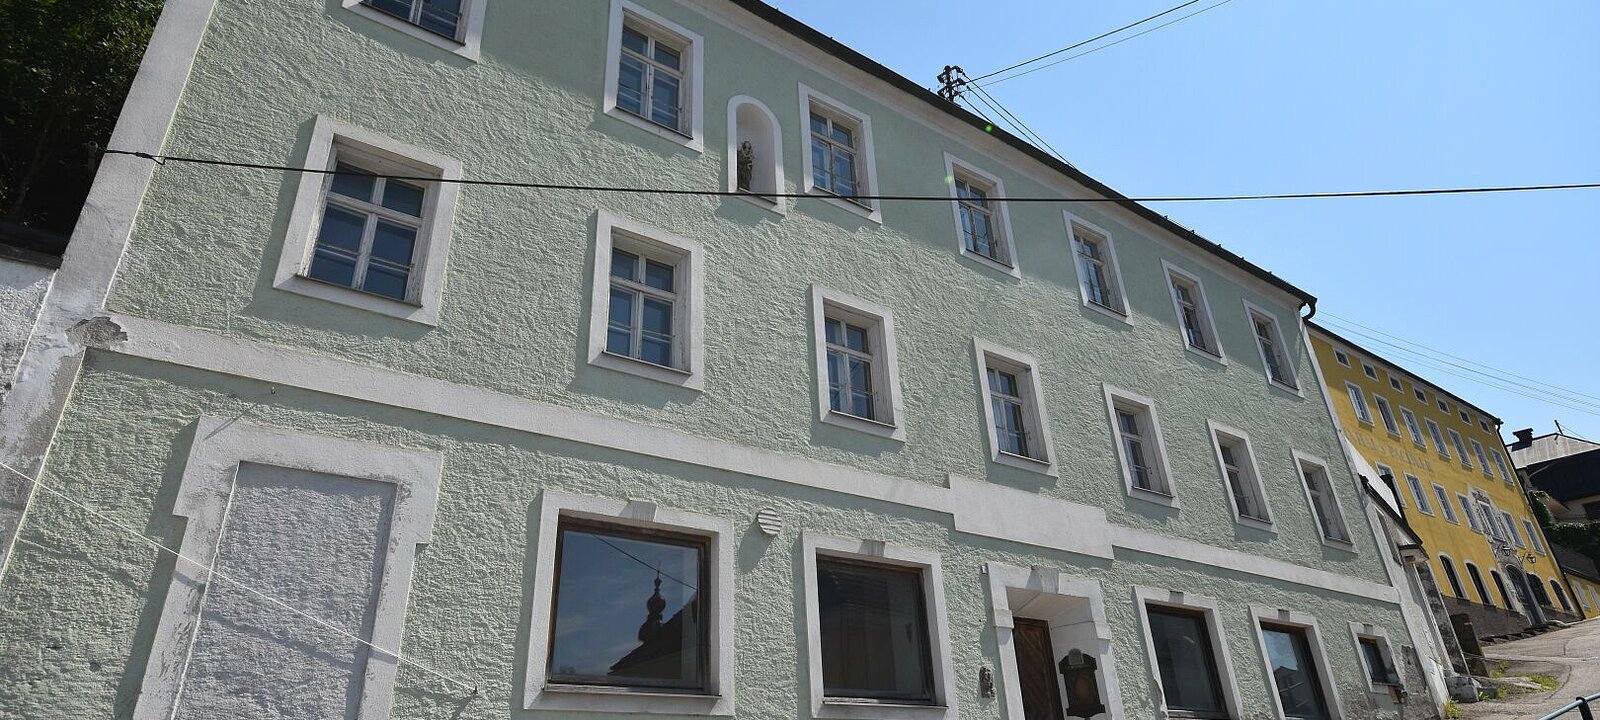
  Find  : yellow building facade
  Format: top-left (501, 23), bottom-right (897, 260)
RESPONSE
top-left (1307, 323), bottom-right (1584, 634)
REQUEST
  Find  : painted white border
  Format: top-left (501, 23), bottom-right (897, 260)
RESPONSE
top-left (1470, 439), bottom-right (1494, 478)
top-left (1425, 418), bottom-right (1451, 460)
top-left (1448, 429), bottom-right (1472, 470)
top-left (586, 209), bottom-right (706, 390)
top-left (1102, 384), bottom-right (1178, 508)
top-left (1372, 393), bottom-right (1400, 436)
top-left (1243, 299), bottom-right (1302, 395)
top-left (1293, 450), bottom-right (1355, 551)
top-left (1344, 382), bottom-right (1373, 425)
top-left (1247, 606), bottom-right (1346, 720)
top-left (800, 532), bottom-right (956, 720)
top-left (522, 491), bottom-right (735, 715)
top-left (1436, 553), bottom-right (1466, 599)
top-left (1063, 212), bottom-right (1132, 325)
top-left (272, 115), bottom-right (463, 326)
top-left (132, 417), bottom-right (442, 720)
top-left (1132, 586), bottom-right (1244, 720)
top-left (798, 84), bottom-right (882, 223)
top-left (1399, 406), bottom-right (1426, 448)
top-left (1160, 260), bottom-right (1225, 365)
top-left (1206, 420), bottom-right (1274, 532)
top-left (810, 285), bottom-right (905, 441)
top-left (973, 339), bottom-right (1056, 476)
top-left (984, 563), bottom-right (1122, 720)
top-left (942, 153), bottom-right (1020, 279)
top-left (1433, 483), bottom-right (1458, 524)
top-left (341, 0), bottom-right (486, 61)
top-left (601, 0), bottom-right (706, 152)
top-left (1404, 474), bottom-right (1433, 516)
top-left (1348, 623), bottom-right (1403, 694)
top-left (725, 95), bottom-right (786, 213)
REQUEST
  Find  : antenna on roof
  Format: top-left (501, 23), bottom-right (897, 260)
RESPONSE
top-left (936, 65), bottom-right (968, 101)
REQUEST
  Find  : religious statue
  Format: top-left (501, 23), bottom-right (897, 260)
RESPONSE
top-left (736, 140), bottom-right (755, 192)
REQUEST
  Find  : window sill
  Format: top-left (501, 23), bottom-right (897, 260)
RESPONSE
top-left (957, 247), bottom-right (1022, 280)
top-left (1128, 485), bottom-right (1181, 509)
top-left (276, 274), bottom-right (437, 326)
top-left (1234, 514), bottom-right (1276, 533)
top-left (1080, 298), bottom-right (1133, 326)
top-left (1386, 430), bottom-right (1403, 439)
top-left (1267, 378), bottom-right (1303, 396)
top-left (531, 683), bottom-right (731, 715)
top-left (1319, 536), bottom-right (1357, 552)
top-left (604, 105), bottom-right (704, 152)
top-left (993, 449), bottom-right (1056, 477)
top-left (590, 349), bottom-right (704, 391)
top-left (815, 697), bottom-right (949, 720)
top-left (805, 187), bottom-right (882, 223)
top-left (1184, 344), bottom-right (1228, 367)
top-left (820, 409), bottom-right (904, 442)
top-left (730, 190), bottom-right (786, 215)
top-left (342, 1), bottom-right (479, 60)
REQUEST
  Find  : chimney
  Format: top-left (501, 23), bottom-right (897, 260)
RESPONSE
top-left (1512, 428), bottom-right (1534, 447)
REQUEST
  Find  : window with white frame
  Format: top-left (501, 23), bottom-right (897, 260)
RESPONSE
top-left (586, 211), bottom-right (704, 389)
top-left (359, 0), bottom-right (468, 40)
top-left (1449, 430), bottom-right (1472, 468)
top-left (1362, 362), bottom-right (1378, 380)
top-left (799, 86), bottom-right (879, 220)
top-left (1426, 419), bottom-right (1450, 459)
top-left (602, 1), bottom-right (704, 150)
top-left (1068, 216), bottom-right (1127, 317)
top-left (1349, 624), bottom-right (1403, 693)
top-left (1166, 264), bottom-right (1221, 358)
top-left (811, 286), bottom-right (904, 439)
top-left (1470, 439), bottom-right (1493, 476)
top-left (1248, 304), bottom-right (1298, 389)
top-left (1347, 383), bottom-right (1373, 424)
top-left (1334, 349), bottom-right (1350, 367)
top-left (1297, 453), bottom-right (1351, 545)
top-left (1480, 418), bottom-right (1491, 432)
top-left (1438, 398), bottom-right (1450, 413)
top-left (1373, 394), bottom-right (1399, 435)
top-left (1458, 494), bottom-right (1482, 533)
top-left (1474, 493), bottom-right (1505, 542)
top-left (1502, 511), bottom-right (1525, 548)
top-left (1405, 474), bottom-right (1431, 515)
top-left (344, 0), bottom-right (484, 58)
top-left (1135, 588), bottom-right (1240, 720)
top-left (1414, 387), bottom-right (1427, 403)
top-left (1252, 610), bottom-right (1342, 720)
top-left (1523, 518), bottom-right (1546, 554)
top-left (944, 156), bottom-right (1015, 272)
top-left (1389, 376), bottom-right (1403, 392)
top-left (1491, 449), bottom-right (1513, 483)
top-left (274, 116), bottom-right (461, 325)
top-left (1434, 485), bottom-right (1458, 524)
top-left (1459, 409), bottom-right (1471, 424)
top-left (1105, 386), bottom-right (1174, 503)
top-left (1400, 407), bottom-right (1426, 447)
top-left (1210, 422), bottom-right (1271, 525)
top-left (975, 341), bottom-right (1055, 473)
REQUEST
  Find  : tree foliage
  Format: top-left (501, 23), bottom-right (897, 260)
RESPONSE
top-left (1528, 489), bottom-right (1600, 561)
top-left (1, 0), bottom-right (161, 234)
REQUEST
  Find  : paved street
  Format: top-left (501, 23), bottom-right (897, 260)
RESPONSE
top-left (1463, 621), bottom-right (1600, 720)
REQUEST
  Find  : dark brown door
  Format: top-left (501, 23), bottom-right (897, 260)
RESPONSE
top-left (1014, 618), bottom-right (1065, 720)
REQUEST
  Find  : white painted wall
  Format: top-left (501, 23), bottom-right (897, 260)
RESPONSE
top-left (0, 256), bottom-right (53, 396)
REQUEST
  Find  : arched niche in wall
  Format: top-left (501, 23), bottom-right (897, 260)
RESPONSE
top-left (726, 95), bottom-right (785, 212)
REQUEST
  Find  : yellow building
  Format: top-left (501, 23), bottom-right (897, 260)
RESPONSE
top-left (1307, 322), bottom-right (1582, 638)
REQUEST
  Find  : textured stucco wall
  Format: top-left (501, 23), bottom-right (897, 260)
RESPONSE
top-left (0, 356), bottom-right (1419, 719)
top-left (0, 256), bottom-right (52, 395)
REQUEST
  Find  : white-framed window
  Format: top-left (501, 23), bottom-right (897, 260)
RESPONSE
top-left (1246, 301), bottom-right (1299, 391)
top-left (974, 340), bottom-right (1056, 474)
top-left (1346, 383), bottom-right (1373, 425)
top-left (273, 115), bottom-right (462, 325)
top-left (984, 564), bottom-right (1124, 720)
top-left (1434, 485), bottom-right (1458, 524)
top-left (1470, 440), bottom-right (1493, 477)
top-left (1480, 418), bottom-right (1491, 432)
top-left (800, 533), bottom-right (956, 720)
top-left (799, 85), bottom-right (881, 222)
top-left (1426, 419), bottom-right (1450, 460)
top-left (1373, 394), bottom-right (1400, 435)
top-left (1348, 623), bottom-right (1404, 694)
top-left (585, 210), bottom-right (705, 389)
top-left (943, 154), bottom-right (1017, 276)
top-left (1491, 449), bottom-right (1513, 484)
top-left (1104, 385), bottom-right (1177, 506)
top-left (1405, 474), bottom-right (1432, 515)
top-left (1375, 463), bottom-right (1397, 507)
top-left (1134, 587), bottom-right (1243, 720)
top-left (1502, 511), bottom-right (1526, 548)
top-left (1334, 349), bottom-right (1350, 367)
top-left (1400, 407), bottom-right (1426, 447)
top-left (1449, 429), bottom-right (1472, 468)
top-left (1459, 409), bottom-right (1471, 424)
top-left (342, 0), bottom-right (486, 59)
top-left (603, 0), bottom-right (705, 151)
top-left (1362, 362), bottom-right (1378, 379)
top-left (1458, 494), bottom-right (1482, 533)
top-left (1523, 518), bottom-right (1546, 554)
top-left (523, 491), bottom-right (735, 715)
top-left (726, 96), bottom-right (786, 213)
top-left (1474, 492), bottom-right (1505, 542)
top-left (1438, 398), bottom-right (1450, 413)
top-left (1066, 214), bottom-right (1130, 321)
top-left (1414, 387), bottom-right (1427, 403)
top-left (1295, 451), bottom-right (1352, 546)
top-left (1209, 421), bottom-right (1272, 528)
top-left (1249, 607), bottom-right (1345, 720)
top-left (1389, 376), bottom-right (1403, 392)
top-left (811, 286), bottom-right (905, 440)
top-left (1164, 261), bottom-right (1223, 361)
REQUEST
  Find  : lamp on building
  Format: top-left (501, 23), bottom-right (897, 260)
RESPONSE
top-left (1058, 649), bottom-right (1105, 718)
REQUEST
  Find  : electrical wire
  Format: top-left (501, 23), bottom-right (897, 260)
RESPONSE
top-left (977, 0), bottom-right (1237, 88)
top-left (966, 84), bottom-right (1071, 165)
top-left (968, 0), bottom-right (1205, 82)
top-left (101, 150), bottom-right (1600, 203)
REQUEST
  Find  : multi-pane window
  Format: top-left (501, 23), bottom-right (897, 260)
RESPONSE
top-left (362, 0), bottom-right (465, 39)
top-left (1301, 459), bottom-right (1350, 543)
top-left (1414, 387), bottom-right (1427, 403)
top-left (1358, 637), bottom-right (1401, 686)
top-left (1434, 485), bottom-right (1458, 523)
top-left (1523, 519), bottom-right (1546, 554)
top-left (809, 111), bottom-right (860, 199)
top-left (1073, 225), bottom-right (1123, 313)
top-left (977, 344), bottom-right (1053, 471)
top-left (607, 246), bottom-right (680, 368)
top-left (1390, 377), bottom-right (1403, 392)
top-left (1449, 430), bottom-right (1472, 468)
top-left (1147, 606), bottom-right (1229, 719)
top-left (1400, 407), bottom-right (1426, 447)
top-left (1470, 440), bottom-right (1493, 476)
top-left (1169, 271), bottom-right (1218, 356)
top-left (1252, 310), bottom-right (1296, 388)
top-left (1362, 363), bottom-right (1377, 379)
top-left (1492, 450), bottom-right (1513, 483)
top-left (1475, 495), bottom-right (1505, 541)
top-left (547, 519), bottom-right (708, 690)
top-left (815, 557), bottom-right (936, 703)
top-left (1459, 409), bottom-right (1471, 424)
top-left (1346, 383), bottom-right (1372, 424)
top-left (1426, 419), bottom-right (1450, 459)
top-left (1480, 419), bottom-right (1491, 432)
top-left (1115, 403), bottom-right (1168, 495)
top-left (617, 23), bottom-right (686, 133)
top-left (1215, 431), bottom-right (1268, 523)
top-left (1405, 474), bottom-right (1431, 515)
top-left (825, 317), bottom-right (876, 420)
top-left (1374, 394), bottom-right (1399, 434)
top-left (1458, 495), bottom-right (1482, 533)
top-left (955, 177), bottom-right (1005, 264)
top-left (1334, 350), bottom-right (1350, 367)
top-left (1502, 511), bottom-right (1525, 548)
top-left (308, 156), bottom-right (432, 302)
top-left (987, 367), bottom-right (1031, 458)
top-left (1260, 624), bottom-right (1332, 720)
top-left (1438, 399), bottom-right (1450, 413)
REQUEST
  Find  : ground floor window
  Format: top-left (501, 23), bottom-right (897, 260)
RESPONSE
top-left (816, 556), bottom-right (936, 702)
top-left (1261, 624), bottom-right (1332, 720)
top-left (1147, 606), bottom-right (1228, 718)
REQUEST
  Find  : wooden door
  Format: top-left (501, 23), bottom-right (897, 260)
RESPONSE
top-left (1014, 618), bottom-right (1065, 720)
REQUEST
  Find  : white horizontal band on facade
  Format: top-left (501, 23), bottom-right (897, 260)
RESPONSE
top-left (95, 312), bottom-right (1398, 604)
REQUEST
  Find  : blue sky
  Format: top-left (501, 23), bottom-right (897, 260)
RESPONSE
top-left (766, 0), bottom-right (1600, 440)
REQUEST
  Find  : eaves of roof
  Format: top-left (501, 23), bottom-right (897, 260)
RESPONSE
top-left (1306, 320), bottom-right (1505, 426)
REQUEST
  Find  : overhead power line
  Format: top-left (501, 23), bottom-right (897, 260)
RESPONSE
top-left (968, 0), bottom-right (1205, 82)
top-left (978, 0), bottom-right (1237, 88)
top-left (102, 150), bottom-right (1600, 203)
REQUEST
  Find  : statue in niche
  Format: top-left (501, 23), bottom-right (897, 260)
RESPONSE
top-left (736, 140), bottom-right (755, 192)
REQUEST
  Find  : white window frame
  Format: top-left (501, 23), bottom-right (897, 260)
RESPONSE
top-left (1426, 419), bottom-right (1450, 460)
top-left (1375, 463), bottom-right (1397, 506)
top-left (800, 533), bottom-right (956, 720)
top-left (1346, 383), bottom-right (1373, 425)
top-left (1523, 518), bottom-right (1546, 555)
top-left (1362, 362), bottom-right (1378, 379)
top-left (132, 417), bottom-right (442, 720)
top-left (1449, 429), bottom-right (1472, 469)
top-left (274, 115), bottom-right (461, 325)
top-left (1333, 349), bottom-right (1351, 367)
top-left (1470, 439), bottom-right (1493, 477)
top-left (725, 95), bottom-right (786, 213)
top-left (1064, 213), bottom-right (1131, 323)
top-left (586, 210), bottom-right (705, 389)
top-left (1458, 494), bottom-right (1482, 533)
top-left (811, 285), bottom-right (905, 440)
top-left (602, 0), bottom-right (706, 151)
top-left (974, 339), bottom-right (1056, 475)
top-left (1414, 387), bottom-right (1428, 403)
top-left (341, 0), bottom-right (487, 60)
top-left (1502, 510), bottom-right (1526, 548)
top-left (1244, 300), bottom-right (1301, 392)
top-left (1491, 449), bottom-right (1513, 484)
top-left (1208, 420), bottom-right (1274, 530)
top-left (1348, 623), bottom-right (1404, 694)
top-left (1434, 484), bottom-right (1458, 524)
top-left (799, 84), bottom-right (882, 222)
top-left (1248, 607), bottom-right (1346, 720)
top-left (1373, 393), bottom-right (1400, 435)
top-left (523, 491), bottom-right (735, 715)
top-left (1294, 450), bottom-right (1354, 549)
top-left (1405, 473), bottom-right (1432, 515)
top-left (1133, 586), bottom-right (1244, 720)
top-left (943, 153), bottom-right (1019, 277)
top-left (1103, 384), bottom-right (1178, 508)
top-left (983, 563), bottom-right (1124, 720)
top-left (1400, 407), bottom-right (1426, 447)
top-left (1389, 376), bottom-right (1403, 392)
top-left (1162, 261), bottom-right (1225, 363)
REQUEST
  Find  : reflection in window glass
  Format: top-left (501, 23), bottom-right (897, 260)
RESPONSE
top-left (1261, 624), bottom-right (1331, 720)
top-left (1147, 606), bottom-right (1228, 718)
top-left (1359, 637), bottom-right (1398, 685)
top-left (549, 521), bottom-right (706, 690)
top-left (816, 557), bottom-right (934, 702)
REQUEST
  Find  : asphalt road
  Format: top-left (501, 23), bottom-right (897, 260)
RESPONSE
top-left (1462, 620), bottom-right (1600, 720)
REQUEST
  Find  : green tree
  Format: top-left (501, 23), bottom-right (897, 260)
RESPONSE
top-left (1528, 489), bottom-right (1600, 562)
top-left (1, 0), bottom-right (161, 237)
